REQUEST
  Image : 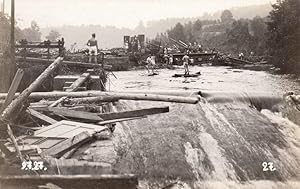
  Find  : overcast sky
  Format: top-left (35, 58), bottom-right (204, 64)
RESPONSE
top-left (2, 0), bottom-right (275, 29)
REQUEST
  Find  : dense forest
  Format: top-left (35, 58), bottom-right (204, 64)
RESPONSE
top-left (164, 0), bottom-right (300, 74)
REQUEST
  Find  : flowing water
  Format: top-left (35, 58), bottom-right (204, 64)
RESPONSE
top-left (107, 66), bottom-right (300, 189)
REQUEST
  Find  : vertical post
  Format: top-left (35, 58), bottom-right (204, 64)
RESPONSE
top-left (10, 0), bottom-right (16, 76)
top-left (2, 0), bottom-right (4, 14)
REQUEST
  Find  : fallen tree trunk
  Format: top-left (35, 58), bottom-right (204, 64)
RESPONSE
top-left (0, 57), bottom-right (63, 122)
top-left (0, 91), bottom-right (199, 104)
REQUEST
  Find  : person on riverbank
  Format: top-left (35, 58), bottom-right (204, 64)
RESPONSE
top-left (146, 55), bottom-right (155, 74)
top-left (182, 53), bottom-right (190, 75)
top-left (169, 55), bottom-right (173, 65)
top-left (87, 33), bottom-right (99, 63)
top-left (238, 52), bottom-right (244, 60)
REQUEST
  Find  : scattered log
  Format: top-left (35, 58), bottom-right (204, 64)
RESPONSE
top-left (0, 69), bottom-right (24, 113)
top-left (65, 73), bottom-right (90, 92)
top-left (110, 90), bottom-right (201, 97)
top-left (41, 131), bottom-right (94, 158)
top-left (172, 73), bottom-right (200, 78)
top-left (49, 96), bottom-right (68, 107)
top-left (26, 108), bottom-right (58, 125)
top-left (0, 91), bottom-right (199, 104)
top-left (106, 93), bottom-right (199, 104)
top-left (67, 96), bottom-right (119, 104)
top-left (0, 57), bottom-right (63, 122)
top-left (98, 106), bottom-right (169, 120)
top-left (48, 107), bottom-right (103, 122)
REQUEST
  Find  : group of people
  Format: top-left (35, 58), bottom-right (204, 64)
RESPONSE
top-left (146, 51), bottom-right (190, 75)
top-left (187, 42), bottom-right (203, 53)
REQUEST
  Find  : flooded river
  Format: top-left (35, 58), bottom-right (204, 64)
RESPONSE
top-left (108, 66), bottom-right (300, 189)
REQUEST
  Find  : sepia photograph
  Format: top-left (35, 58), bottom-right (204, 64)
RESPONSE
top-left (0, 0), bottom-right (299, 188)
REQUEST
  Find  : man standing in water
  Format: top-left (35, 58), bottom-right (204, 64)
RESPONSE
top-left (182, 52), bottom-right (190, 75)
top-left (146, 55), bottom-right (155, 75)
top-left (87, 33), bottom-right (99, 63)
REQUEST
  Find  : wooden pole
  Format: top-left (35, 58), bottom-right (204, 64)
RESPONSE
top-left (0, 57), bottom-right (63, 122)
top-left (2, 0), bottom-right (4, 14)
top-left (10, 0), bottom-right (16, 77)
top-left (67, 96), bottom-right (119, 104)
top-left (0, 91), bottom-right (200, 104)
top-left (7, 124), bottom-right (24, 161)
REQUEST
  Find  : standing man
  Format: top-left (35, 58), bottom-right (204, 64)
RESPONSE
top-left (169, 55), bottom-right (173, 65)
top-left (146, 55), bottom-right (155, 74)
top-left (87, 33), bottom-right (98, 63)
top-left (182, 52), bottom-right (190, 75)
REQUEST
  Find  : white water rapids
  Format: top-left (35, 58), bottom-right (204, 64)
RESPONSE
top-left (107, 66), bottom-right (300, 189)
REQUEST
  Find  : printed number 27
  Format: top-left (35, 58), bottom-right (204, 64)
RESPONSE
top-left (262, 162), bottom-right (276, 172)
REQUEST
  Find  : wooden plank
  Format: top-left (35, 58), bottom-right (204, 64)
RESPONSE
top-left (17, 56), bottom-right (112, 70)
top-left (26, 108), bottom-right (58, 125)
top-left (65, 73), bottom-right (90, 92)
top-left (34, 120), bottom-right (107, 138)
top-left (63, 86), bottom-right (87, 91)
top-left (41, 131), bottom-right (93, 158)
top-left (98, 106), bottom-right (169, 121)
top-left (0, 69), bottom-right (24, 113)
top-left (97, 116), bottom-right (146, 125)
top-left (48, 107), bottom-right (103, 122)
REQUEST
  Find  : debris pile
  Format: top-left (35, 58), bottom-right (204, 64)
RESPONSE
top-left (0, 57), bottom-right (200, 175)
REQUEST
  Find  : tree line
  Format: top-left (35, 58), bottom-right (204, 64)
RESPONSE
top-left (164, 0), bottom-right (300, 74)
top-left (0, 14), bottom-right (61, 46)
